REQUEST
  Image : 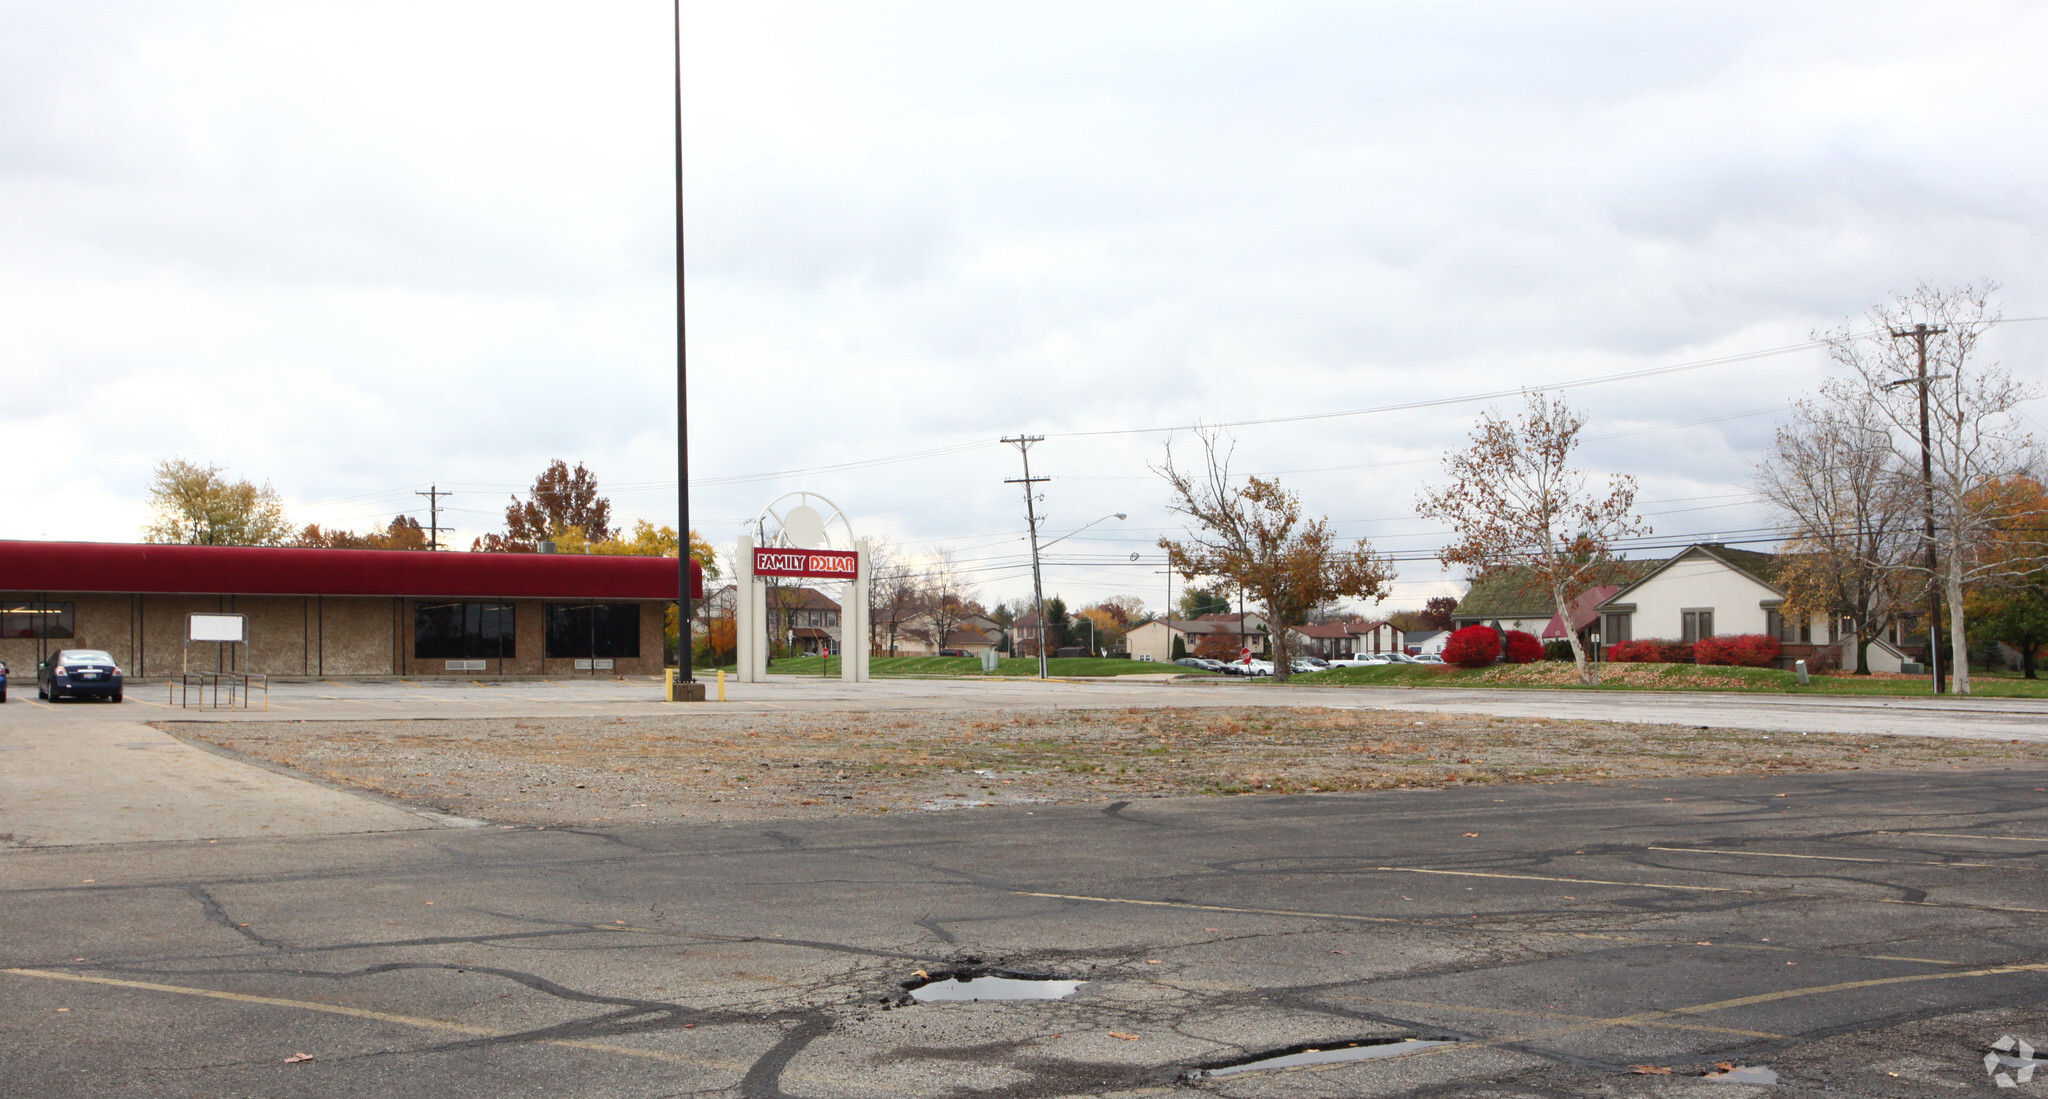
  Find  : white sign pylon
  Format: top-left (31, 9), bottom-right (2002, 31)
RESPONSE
top-left (733, 498), bottom-right (869, 685)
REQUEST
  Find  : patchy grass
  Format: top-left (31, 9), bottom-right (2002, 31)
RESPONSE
top-left (167, 705), bottom-right (2048, 827)
top-left (1286, 661), bottom-right (2048, 698)
top-left (766, 655), bottom-right (1204, 678)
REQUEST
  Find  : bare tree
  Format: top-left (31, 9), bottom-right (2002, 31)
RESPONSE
top-left (1417, 392), bottom-right (1649, 685)
top-left (1754, 392), bottom-right (1919, 673)
top-left (861, 538), bottom-right (903, 657)
top-left (1822, 283), bottom-right (2041, 693)
top-left (918, 547), bottom-right (976, 654)
top-left (1157, 429), bottom-right (1394, 682)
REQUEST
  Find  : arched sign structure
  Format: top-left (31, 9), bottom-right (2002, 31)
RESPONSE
top-left (734, 492), bottom-right (870, 683)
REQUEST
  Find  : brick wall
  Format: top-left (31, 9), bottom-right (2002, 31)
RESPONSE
top-left (1, 592), bottom-right (668, 678)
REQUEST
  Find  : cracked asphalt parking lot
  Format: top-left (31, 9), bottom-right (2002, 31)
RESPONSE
top-left (10, 761), bottom-right (2048, 1096)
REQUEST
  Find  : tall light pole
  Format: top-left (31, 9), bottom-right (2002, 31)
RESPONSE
top-left (1885, 322), bottom-right (1950, 695)
top-left (673, 1), bottom-right (695, 693)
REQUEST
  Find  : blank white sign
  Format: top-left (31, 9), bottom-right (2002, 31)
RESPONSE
top-left (188, 614), bottom-right (246, 643)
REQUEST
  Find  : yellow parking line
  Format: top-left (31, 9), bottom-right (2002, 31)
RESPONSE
top-left (1016, 891), bottom-right (1958, 963)
top-left (1885, 831), bottom-right (2048, 843)
top-left (1328, 995), bottom-right (1785, 1039)
top-left (1374, 866), bottom-right (1766, 893)
top-left (1, 968), bottom-right (737, 1069)
top-left (1357, 960), bottom-right (2048, 1073)
top-left (1649, 845), bottom-right (2029, 871)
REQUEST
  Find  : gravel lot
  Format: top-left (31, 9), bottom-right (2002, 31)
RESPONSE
top-left (164, 705), bottom-right (2048, 826)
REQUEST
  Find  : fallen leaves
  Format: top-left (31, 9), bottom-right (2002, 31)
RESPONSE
top-left (1108, 1032), bottom-right (1141, 1041)
top-left (1629, 1064), bottom-right (1672, 1075)
top-left (283, 1053), bottom-right (315, 1064)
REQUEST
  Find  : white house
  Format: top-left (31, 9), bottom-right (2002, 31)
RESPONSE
top-left (1594, 544), bottom-right (1908, 672)
top-left (1405, 629), bottom-right (1449, 657)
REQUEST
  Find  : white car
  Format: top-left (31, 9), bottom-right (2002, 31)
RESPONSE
top-left (1326, 654), bottom-right (1397, 669)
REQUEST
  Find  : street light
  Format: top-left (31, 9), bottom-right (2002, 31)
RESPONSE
top-left (1029, 512), bottom-right (1126, 677)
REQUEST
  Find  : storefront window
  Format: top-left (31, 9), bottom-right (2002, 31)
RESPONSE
top-left (0, 601), bottom-right (75, 639)
top-left (414, 602), bottom-right (516, 659)
top-left (545, 603), bottom-right (641, 659)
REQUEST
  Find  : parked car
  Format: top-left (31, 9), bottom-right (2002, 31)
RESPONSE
top-left (937, 648), bottom-right (968, 657)
top-left (1327, 654), bottom-right (1395, 669)
top-left (37, 649), bottom-right (123, 702)
top-left (1173, 657), bottom-right (1222, 673)
top-left (1289, 658), bottom-right (1323, 674)
top-left (1240, 659), bottom-right (1274, 677)
top-left (0, 659), bottom-right (7, 702)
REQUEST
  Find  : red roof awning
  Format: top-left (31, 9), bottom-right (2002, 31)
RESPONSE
top-left (0, 540), bottom-right (704, 601)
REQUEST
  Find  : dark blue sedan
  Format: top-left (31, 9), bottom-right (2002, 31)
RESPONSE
top-left (38, 649), bottom-right (123, 702)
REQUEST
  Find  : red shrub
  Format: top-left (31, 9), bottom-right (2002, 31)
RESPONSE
top-left (1691, 633), bottom-right (1781, 667)
top-left (1443, 625), bottom-right (1501, 669)
top-left (1502, 629), bottom-right (1543, 664)
top-left (1606, 638), bottom-right (1693, 663)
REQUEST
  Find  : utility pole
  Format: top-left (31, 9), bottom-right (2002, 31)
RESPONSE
top-left (1001, 434), bottom-right (1051, 679)
top-left (414, 485), bottom-right (453, 550)
top-left (1888, 323), bottom-right (1949, 695)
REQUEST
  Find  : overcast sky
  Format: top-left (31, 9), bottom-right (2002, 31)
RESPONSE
top-left (5, 1), bottom-right (2046, 614)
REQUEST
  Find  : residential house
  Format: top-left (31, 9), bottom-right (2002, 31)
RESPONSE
top-left (1592, 543), bottom-right (1908, 672)
top-left (873, 606), bottom-right (997, 656)
top-left (1405, 629), bottom-right (1449, 658)
top-left (1288, 619), bottom-right (1403, 659)
top-left (1540, 585), bottom-right (1622, 653)
top-left (1125, 612), bottom-right (1272, 662)
top-left (1449, 569), bottom-right (1565, 637)
top-left (701, 583), bottom-right (844, 656)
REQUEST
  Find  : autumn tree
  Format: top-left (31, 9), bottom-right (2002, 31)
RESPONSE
top-left (1158, 429), bottom-right (1395, 682)
top-left (474, 461), bottom-right (614, 552)
top-left (1178, 585), bottom-right (1232, 619)
top-left (142, 460), bottom-right (293, 546)
top-left (1822, 283), bottom-right (2042, 693)
top-left (293, 515), bottom-right (430, 550)
top-left (1421, 596), bottom-right (1458, 631)
top-left (1961, 476), bottom-right (2048, 679)
top-left (1417, 392), bottom-right (1649, 685)
top-left (1383, 609), bottom-right (1427, 633)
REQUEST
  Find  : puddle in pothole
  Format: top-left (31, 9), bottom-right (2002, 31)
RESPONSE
top-left (1190, 1037), bottom-right (1460, 1077)
top-left (906, 974), bottom-right (1083, 1002)
top-left (1704, 1065), bottom-right (1777, 1085)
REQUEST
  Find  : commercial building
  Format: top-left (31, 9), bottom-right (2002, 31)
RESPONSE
top-left (0, 540), bottom-right (702, 678)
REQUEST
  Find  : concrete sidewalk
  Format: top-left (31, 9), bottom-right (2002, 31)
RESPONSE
top-left (0, 704), bottom-right (445, 847)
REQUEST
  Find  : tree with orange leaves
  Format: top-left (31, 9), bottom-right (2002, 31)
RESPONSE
top-left (1418, 392), bottom-right (1649, 686)
top-left (1157, 428), bottom-right (1394, 683)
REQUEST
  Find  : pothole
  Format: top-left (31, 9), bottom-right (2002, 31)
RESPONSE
top-left (1188, 1037), bottom-right (1459, 1078)
top-left (903, 969), bottom-right (1084, 1002)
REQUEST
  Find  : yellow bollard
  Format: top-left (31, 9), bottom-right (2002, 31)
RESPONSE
top-left (717, 669), bottom-right (726, 702)
top-left (665, 667), bottom-right (676, 702)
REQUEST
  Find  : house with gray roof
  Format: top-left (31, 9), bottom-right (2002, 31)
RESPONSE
top-left (1591, 543), bottom-right (1909, 671)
